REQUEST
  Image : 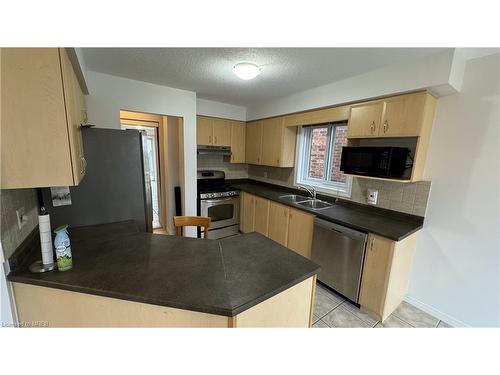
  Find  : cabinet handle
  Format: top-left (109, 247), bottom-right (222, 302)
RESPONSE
top-left (370, 121), bottom-right (375, 133)
top-left (214, 136), bottom-right (217, 144)
top-left (209, 135), bottom-right (212, 144)
top-left (383, 120), bottom-right (388, 133)
top-left (277, 158), bottom-right (280, 165)
top-left (370, 238), bottom-right (374, 251)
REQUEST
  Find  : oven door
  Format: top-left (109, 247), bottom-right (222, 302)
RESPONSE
top-left (200, 196), bottom-right (240, 230)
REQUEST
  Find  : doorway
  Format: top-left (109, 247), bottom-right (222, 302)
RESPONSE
top-left (121, 123), bottom-right (161, 229)
top-left (119, 110), bottom-right (184, 235)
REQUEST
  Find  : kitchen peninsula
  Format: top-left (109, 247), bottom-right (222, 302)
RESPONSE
top-left (8, 221), bottom-right (319, 328)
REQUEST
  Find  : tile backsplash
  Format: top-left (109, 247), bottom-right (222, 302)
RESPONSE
top-left (247, 165), bottom-right (431, 216)
top-left (197, 154), bottom-right (248, 179)
top-left (1, 189), bottom-right (39, 259)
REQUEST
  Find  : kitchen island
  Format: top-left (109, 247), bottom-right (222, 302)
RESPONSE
top-left (8, 221), bottom-right (319, 328)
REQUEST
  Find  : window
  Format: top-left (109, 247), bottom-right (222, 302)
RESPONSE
top-left (295, 122), bottom-right (352, 197)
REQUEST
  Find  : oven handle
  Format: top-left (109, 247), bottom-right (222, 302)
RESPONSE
top-left (203, 197), bottom-right (237, 203)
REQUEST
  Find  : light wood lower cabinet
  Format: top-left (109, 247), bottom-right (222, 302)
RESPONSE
top-left (287, 209), bottom-right (314, 258)
top-left (13, 277), bottom-right (315, 328)
top-left (1, 48), bottom-right (86, 188)
top-left (268, 201), bottom-right (290, 246)
top-left (254, 196), bottom-right (270, 236)
top-left (359, 232), bottom-right (417, 321)
top-left (239, 192), bottom-right (313, 258)
top-left (240, 192), bottom-right (256, 233)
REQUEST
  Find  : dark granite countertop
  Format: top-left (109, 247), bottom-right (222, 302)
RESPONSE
top-left (229, 179), bottom-right (424, 241)
top-left (8, 221), bottom-right (319, 317)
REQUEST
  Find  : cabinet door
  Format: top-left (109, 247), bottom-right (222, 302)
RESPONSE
top-left (245, 121), bottom-right (263, 165)
top-left (380, 96), bottom-right (408, 136)
top-left (60, 48), bottom-right (86, 184)
top-left (347, 102), bottom-right (383, 138)
top-left (253, 196), bottom-right (270, 236)
top-left (197, 116), bottom-right (213, 145)
top-left (268, 201), bottom-right (290, 246)
top-left (240, 192), bottom-right (255, 233)
top-left (261, 118), bottom-right (283, 166)
top-left (359, 234), bottom-right (394, 318)
top-left (287, 209), bottom-right (314, 258)
top-left (230, 121), bottom-right (246, 163)
top-left (213, 118), bottom-right (231, 146)
top-left (1, 48), bottom-right (74, 188)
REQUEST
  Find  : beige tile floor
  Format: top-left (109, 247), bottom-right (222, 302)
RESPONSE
top-left (312, 282), bottom-right (452, 328)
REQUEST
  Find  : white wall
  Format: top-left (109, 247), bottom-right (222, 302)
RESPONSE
top-left (406, 53), bottom-right (500, 327)
top-left (246, 49), bottom-right (460, 120)
top-left (85, 71), bottom-right (198, 235)
top-left (196, 98), bottom-right (246, 121)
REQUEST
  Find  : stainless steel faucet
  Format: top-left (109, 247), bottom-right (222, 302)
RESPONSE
top-left (299, 185), bottom-right (317, 199)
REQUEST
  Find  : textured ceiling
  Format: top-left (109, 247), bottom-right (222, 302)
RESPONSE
top-left (82, 48), bottom-right (449, 107)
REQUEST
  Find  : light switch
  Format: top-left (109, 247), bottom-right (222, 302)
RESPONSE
top-left (16, 207), bottom-right (28, 230)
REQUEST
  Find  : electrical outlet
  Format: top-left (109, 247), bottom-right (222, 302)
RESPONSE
top-left (16, 207), bottom-right (28, 230)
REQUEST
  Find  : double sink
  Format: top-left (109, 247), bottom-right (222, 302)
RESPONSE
top-left (279, 194), bottom-right (334, 210)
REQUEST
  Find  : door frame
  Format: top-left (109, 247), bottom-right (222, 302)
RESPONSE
top-left (120, 112), bottom-right (165, 232)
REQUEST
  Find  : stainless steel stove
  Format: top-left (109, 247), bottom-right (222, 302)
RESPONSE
top-left (197, 170), bottom-right (240, 239)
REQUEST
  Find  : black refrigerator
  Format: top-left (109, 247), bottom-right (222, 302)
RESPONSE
top-left (42, 127), bottom-right (153, 232)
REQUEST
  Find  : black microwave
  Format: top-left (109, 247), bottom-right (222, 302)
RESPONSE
top-left (340, 147), bottom-right (409, 178)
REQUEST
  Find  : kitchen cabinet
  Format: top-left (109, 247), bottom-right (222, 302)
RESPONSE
top-left (240, 192), bottom-right (256, 233)
top-left (268, 201), bottom-right (290, 247)
top-left (359, 233), bottom-right (417, 322)
top-left (1, 48), bottom-right (86, 188)
top-left (196, 116), bottom-right (213, 145)
top-left (245, 120), bottom-right (263, 164)
top-left (196, 116), bottom-right (231, 146)
top-left (240, 192), bottom-right (269, 236)
top-left (287, 209), bottom-right (314, 258)
top-left (239, 193), bottom-right (314, 258)
top-left (283, 105), bottom-right (350, 127)
top-left (60, 48), bottom-right (87, 185)
top-left (212, 118), bottom-right (231, 146)
top-left (347, 92), bottom-right (436, 139)
top-left (254, 196), bottom-right (270, 236)
top-left (246, 117), bottom-right (297, 167)
top-left (347, 101), bottom-right (383, 138)
top-left (230, 121), bottom-right (246, 163)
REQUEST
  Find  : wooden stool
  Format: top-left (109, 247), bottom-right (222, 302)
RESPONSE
top-left (173, 216), bottom-right (211, 238)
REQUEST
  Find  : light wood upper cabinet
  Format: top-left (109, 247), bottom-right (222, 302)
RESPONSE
top-left (253, 196), bottom-right (270, 236)
top-left (60, 48), bottom-right (86, 185)
top-left (212, 118), bottom-right (231, 146)
top-left (359, 233), bottom-right (417, 322)
top-left (287, 208), bottom-right (314, 258)
top-left (1, 48), bottom-right (86, 189)
top-left (268, 201), bottom-right (290, 247)
top-left (245, 121), bottom-right (263, 165)
top-left (347, 92), bottom-right (436, 139)
top-left (261, 117), bottom-right (284, 167)
top-left (196, 116), bottom-right (213, 145)
top-left (230, 121), bottom-right (246, 163)
top-left (247, 117), bottom-right (297, 167)
top-left (347, 101), bottom-right (383, 138)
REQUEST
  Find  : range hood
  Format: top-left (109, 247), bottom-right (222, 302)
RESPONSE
top-left (197, 145), bottom-right (232, 156)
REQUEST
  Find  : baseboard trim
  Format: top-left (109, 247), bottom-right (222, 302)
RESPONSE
top-left (404, 295), bottom-right (469, 327)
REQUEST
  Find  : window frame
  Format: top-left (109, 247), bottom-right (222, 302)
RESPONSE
top-left (295, 122), bottom-right (352, 198)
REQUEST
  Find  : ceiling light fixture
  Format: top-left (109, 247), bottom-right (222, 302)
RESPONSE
top-left (232, 62), bottom-right (261, 80)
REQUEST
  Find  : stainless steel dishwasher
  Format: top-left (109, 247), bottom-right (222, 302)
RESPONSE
top-left (311, 218), bottom-right (368, 303)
